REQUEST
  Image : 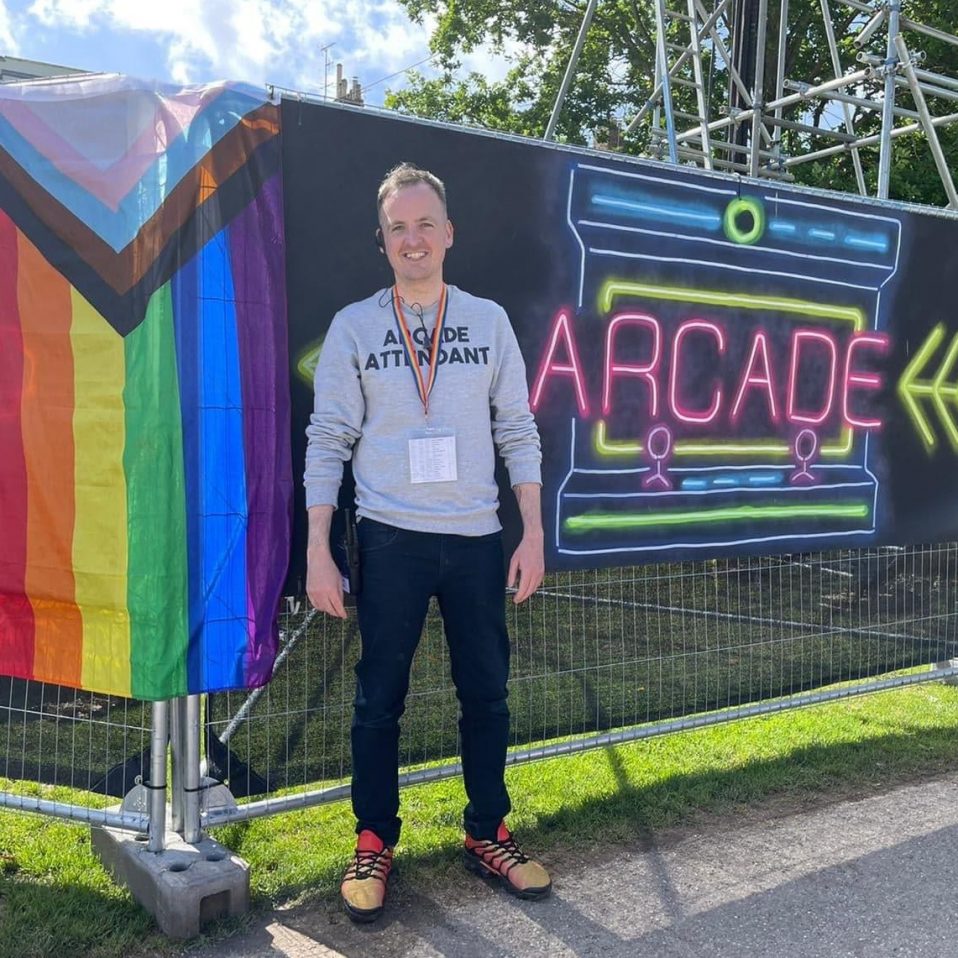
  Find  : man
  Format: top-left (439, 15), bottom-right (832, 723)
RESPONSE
top-left (305, 163), bottom-right (551, 923)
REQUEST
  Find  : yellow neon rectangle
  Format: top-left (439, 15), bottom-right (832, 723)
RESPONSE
top-left (596, 280), bottom-right (862, 459)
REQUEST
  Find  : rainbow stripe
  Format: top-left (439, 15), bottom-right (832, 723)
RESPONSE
top-left (0, 78), bottom-right (290, 699)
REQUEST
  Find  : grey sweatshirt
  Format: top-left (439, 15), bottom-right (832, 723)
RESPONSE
top-left (305, 285), bottom-right (542, 535)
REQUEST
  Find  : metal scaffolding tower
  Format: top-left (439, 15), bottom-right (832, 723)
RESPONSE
top-left (546, 0), bottom-right (958, 210)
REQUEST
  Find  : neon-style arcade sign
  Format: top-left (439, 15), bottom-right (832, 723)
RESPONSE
top-left (532, 297), bottom-right (888, 431)
top-left (535, 163), bottom-right (901, 558)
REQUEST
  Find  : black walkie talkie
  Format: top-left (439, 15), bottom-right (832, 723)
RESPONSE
top-left (344, 508), bottom-right (362, 597)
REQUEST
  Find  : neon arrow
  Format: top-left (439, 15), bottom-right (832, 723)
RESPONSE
top-left (296, 341), bottom-right (323, 386)
top-left (898, 323), bottom-right (958, 452)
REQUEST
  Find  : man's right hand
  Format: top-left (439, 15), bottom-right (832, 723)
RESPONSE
top-left (307, 548), bottom-right (348, 619)
top-left (306, 505), bottom-right (347, 618)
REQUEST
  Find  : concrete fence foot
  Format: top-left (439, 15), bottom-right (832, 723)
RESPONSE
top-left (91, 824), bottom-right (250, 939)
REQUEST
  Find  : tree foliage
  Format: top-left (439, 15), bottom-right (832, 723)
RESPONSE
top-left (384, 0), bottom-right (958, 207)
top-left (387, 0), bottom-right (658, 148)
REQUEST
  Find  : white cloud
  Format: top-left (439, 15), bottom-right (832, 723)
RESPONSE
top-left (0, 0), bottom-right (21, 51)
top-left (281, 0), bottom-right (434, 94)
top-left (27, 0), bottom-right (222, 78)
top-left (16, 0), bottom-right (521, 105)
top-left (25, 0), bottom-right (434, 93)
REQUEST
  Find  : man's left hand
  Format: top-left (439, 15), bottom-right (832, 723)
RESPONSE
top-left (508, 534), bottom-right (544, 604)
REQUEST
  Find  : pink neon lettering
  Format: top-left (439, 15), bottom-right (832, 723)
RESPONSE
top-left (530, 310), bottom-right (590, 416)
top-left (603, 313), bottom-right (661, 417)
top-left (669, 320), bottom-right (725, 424)
top-left (787, 329), bottom-right (838, 426)
top-left (731, 330), bottom-right (779, 424)
top-left (843, 333), bottom-right (889, 428)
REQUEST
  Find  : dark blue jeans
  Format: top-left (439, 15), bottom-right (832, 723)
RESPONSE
top-left (352, 519), bottom-right (512, 846)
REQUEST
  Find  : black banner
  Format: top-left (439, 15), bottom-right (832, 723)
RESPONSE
top-left (283, 98), bottom-right (958, 582)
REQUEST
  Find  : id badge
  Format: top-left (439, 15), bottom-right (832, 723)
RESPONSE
top-left (408, 429), bottom-right (457, 483)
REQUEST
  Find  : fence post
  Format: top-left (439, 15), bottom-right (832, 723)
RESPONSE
top-left (182, 694), bottom-right (202, 843)
top-left (169, 694), bottom-right (203, 843)
top-left (147, 700), bottom-right (169, 853)
top-left (92, 694), bottom-right (251, 937)
top-left (169, 696), bottom-right (185, 835)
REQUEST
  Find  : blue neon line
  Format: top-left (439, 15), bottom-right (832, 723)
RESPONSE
top-left (768, 220), bottom-right (890, 256)
top-left (844, 233), bottom-right (889, 252)
top-left (747, 474), bottom-right (783, 486)
top-left (681, 472), bottom-right (784, 491)
top-left (591, 194), bottom-right (723, 228)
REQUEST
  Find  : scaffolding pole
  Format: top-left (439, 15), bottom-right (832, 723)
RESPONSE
top-left (693, 0), bottom-right (759, 118)
top-left (654, 0), bottom-right (680, 161)
top-left (785, 80), bottom-right (923, 120)
top-left (894, 74), bottom-right (958, 104)
top-left (675, 68), bottom-right (875, 145)
top-left (625, 0), bottom-right (731, 133)
top-left (687, 0), bottom-right (713, 168)
top-left (895, 34), bottom-right (958, 209)
top-left (783, 110), bottom-right (958, 166)
top-left (748, 0), bottom-right (770, 176)
top-left (820, 0), bottom-right (868, 194)
top-left (900, 15), bottom-right (958, 50)
top-left (544, 0), bottom-right (599, 141)
top-left (854, 7), bottom-right (887, 49)
top-left (170, 696), bottom-right (185, 834)
top-left (614, 0), bottom-right (958, 205)
top-left (913, 67), bottom-right (958, 92)
top-left (876, 0), bottom-right (902, 198)
top-left (771, 0), bottom-right (790, 169)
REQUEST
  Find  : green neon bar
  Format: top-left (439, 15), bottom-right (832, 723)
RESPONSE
top-left (564, 502), bottom-right (870, 533)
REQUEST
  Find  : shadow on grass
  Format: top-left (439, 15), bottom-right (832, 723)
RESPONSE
top-left (240, 710), bottom-right (958, 909)
top-left (183, 712), bottom-right (958, 958)
top-left (11, 718), bottom-right (956, 958)
top-left (11, 710), bottom-right (955, 958)
top-left (534, 723), bottom-right (957, 842)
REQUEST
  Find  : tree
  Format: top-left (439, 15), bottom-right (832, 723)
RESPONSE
top-left (384, 0), bottom-right (958, 207)
top-left (386, 0), bottom-right (658, 149)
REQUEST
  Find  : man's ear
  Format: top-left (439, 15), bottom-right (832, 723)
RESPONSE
top-left (445, 219), bottom-right (454, 248)
top-left (375, 228), bottom-right (385, 253)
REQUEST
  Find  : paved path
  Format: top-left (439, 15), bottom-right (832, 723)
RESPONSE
top-left (189, 774), bottom-right (958, 958)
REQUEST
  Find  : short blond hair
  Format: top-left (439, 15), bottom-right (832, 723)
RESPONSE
top-left (377, 163), bottom-right (447, 216)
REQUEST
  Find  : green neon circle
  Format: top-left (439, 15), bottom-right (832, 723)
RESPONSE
top-left (724, 197), bottom-right (765, 245)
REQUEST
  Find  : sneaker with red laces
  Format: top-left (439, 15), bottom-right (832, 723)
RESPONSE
top-left (463, 821), bottom-right (552, 900)
top-left (340, 829), bottom-right (394, 922)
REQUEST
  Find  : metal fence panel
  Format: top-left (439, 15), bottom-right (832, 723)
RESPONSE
top-left (3, 543), bottom-right (955, 826)
top-left (203, 543), bottom-right (958, 806)
top-left (0, 678), bottom-right (151, 796)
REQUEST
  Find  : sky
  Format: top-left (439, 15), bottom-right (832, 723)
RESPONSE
top-left (0, 0), bottom-right (488, 105)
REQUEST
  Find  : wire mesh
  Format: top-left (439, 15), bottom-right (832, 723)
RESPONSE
top-left (0, 679), bottom-right (151, 797)
top-left (0, 678), bottom-right (153, 828)
top-left (204, 542), bottom-right (958, 806)
top-left (2, 542), bottom-right (955, 823)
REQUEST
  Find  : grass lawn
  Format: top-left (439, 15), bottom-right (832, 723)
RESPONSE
top-left (207, 549), bottom-right (958, 796)
top-left (4, 678), bottom-right (958, 958)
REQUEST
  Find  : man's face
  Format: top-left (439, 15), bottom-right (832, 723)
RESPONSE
top-left (378, 182), bottom-right (454, 291)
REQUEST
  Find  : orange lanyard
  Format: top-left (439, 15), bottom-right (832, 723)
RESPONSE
top-left (390, 285), bottom-right (449, 417)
